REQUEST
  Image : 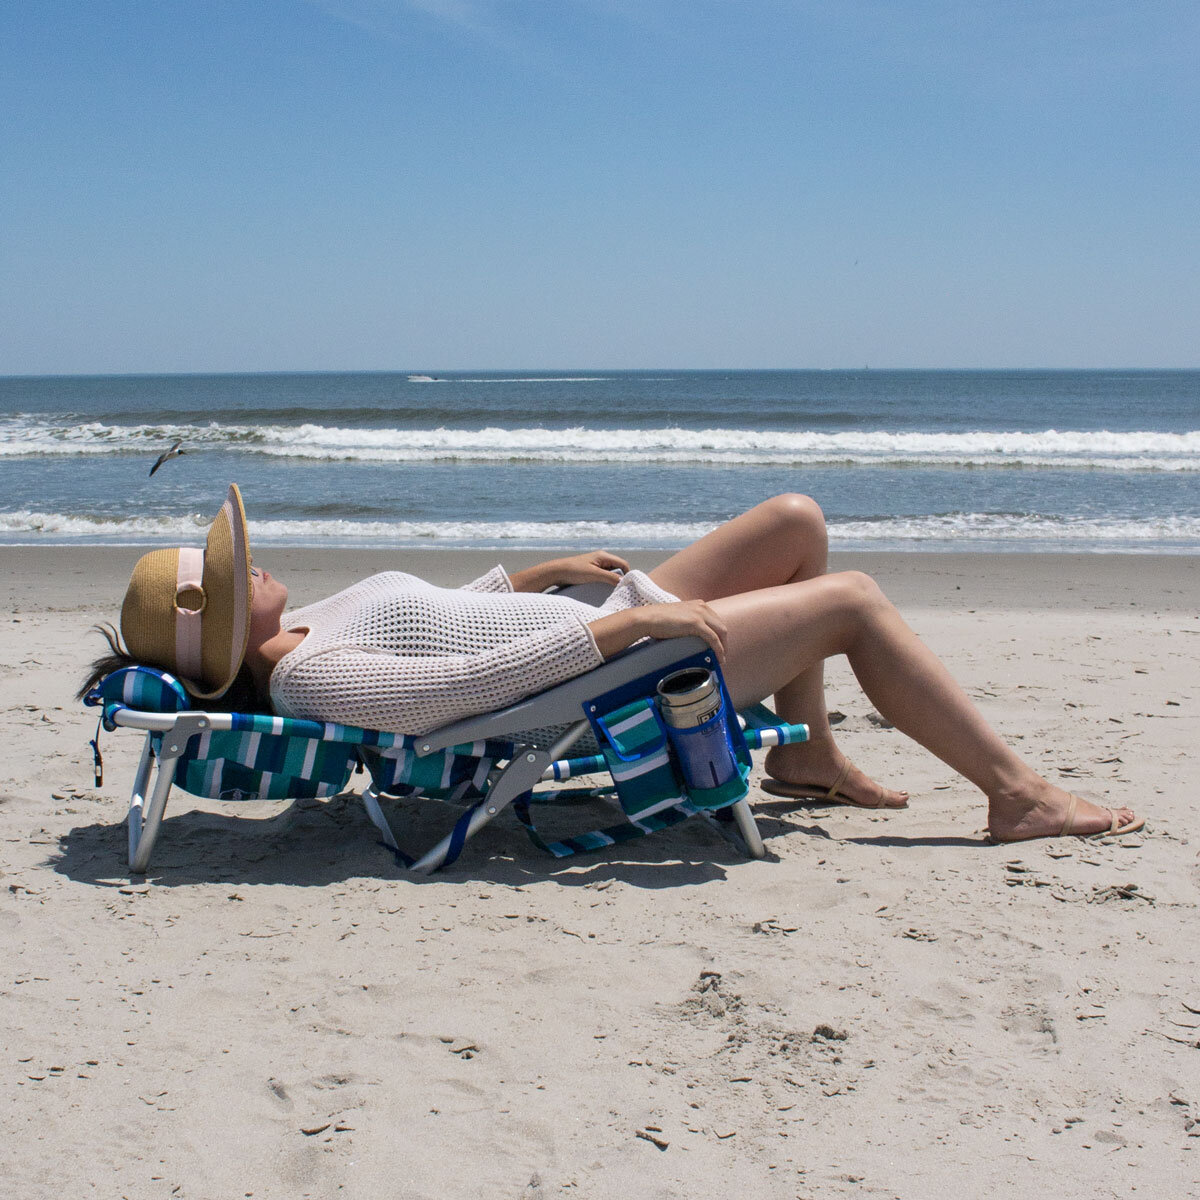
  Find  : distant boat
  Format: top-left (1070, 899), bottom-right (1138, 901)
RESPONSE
top-left (408, 374), bottom-right (439, 382)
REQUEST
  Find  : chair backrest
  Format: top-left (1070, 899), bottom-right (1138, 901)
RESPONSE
top-left (87, 665), bottom-right (359, 803)
top-left (174, 726), bottom-right (359, 802)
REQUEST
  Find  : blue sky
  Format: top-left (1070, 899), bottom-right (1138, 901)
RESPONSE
top-left (2, 0), bottom-right (1197, 372)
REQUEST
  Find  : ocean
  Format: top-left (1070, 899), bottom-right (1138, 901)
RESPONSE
top-left (2, 369), bottom-right (1198, 554)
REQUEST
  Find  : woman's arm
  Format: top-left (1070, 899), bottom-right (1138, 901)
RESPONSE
top-left (588, 601), bottom-right (729, 663)
top-left (508, 551), bottom-right (631, 593)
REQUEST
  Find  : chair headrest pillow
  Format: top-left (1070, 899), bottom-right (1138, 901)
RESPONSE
top-left (86, 665), bottom-right (193, 715)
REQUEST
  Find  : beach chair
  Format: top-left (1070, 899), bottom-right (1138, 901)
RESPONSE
top-left (84, 635), bottom-right (809, 876)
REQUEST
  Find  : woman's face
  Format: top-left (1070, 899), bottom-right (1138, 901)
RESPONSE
top-left (248, 565), bottom-right (288, 642)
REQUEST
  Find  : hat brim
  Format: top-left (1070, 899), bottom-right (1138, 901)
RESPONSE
top-left (181, 484), bottom-right (252, 699)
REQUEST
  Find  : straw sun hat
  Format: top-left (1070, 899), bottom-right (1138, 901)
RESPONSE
top-left (120, 484), bottom-right (253, 698)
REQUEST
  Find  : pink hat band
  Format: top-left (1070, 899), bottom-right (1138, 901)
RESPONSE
top-left (173, 546), bottom-right (206, 683)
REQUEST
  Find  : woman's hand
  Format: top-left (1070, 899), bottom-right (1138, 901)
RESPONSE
top-left (589, 600), bottom-right (729, 663)
top-left (509, 551), bottom-right (631, 593)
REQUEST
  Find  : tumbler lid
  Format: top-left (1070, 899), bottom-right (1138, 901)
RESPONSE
top-left (657, 667), bottom-right (717, 701)
top-left (656, 668), bottom-right (721, 727)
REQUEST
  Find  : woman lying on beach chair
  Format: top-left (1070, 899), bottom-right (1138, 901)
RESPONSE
top-left (80, 485), bottom-right (1142, 845)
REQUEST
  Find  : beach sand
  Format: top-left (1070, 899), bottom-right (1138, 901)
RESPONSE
top-left (2, 547), bottom-right (1197, 1199)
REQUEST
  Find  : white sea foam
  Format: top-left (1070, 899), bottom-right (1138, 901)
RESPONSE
top-left (407, 376), bottom-right (609, 383)
top-left (0, 510), bottom-right (714, 545)
top-left (830, 513), bottom-right (1200, 543)
top-left (3, 416), bottom-right (1200, 470)
top-left (450, 377), bottom-right (610, 383)
top-left (4, 509), bottom-right (1199, 549)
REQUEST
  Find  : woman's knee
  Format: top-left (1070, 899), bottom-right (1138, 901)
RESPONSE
top-left (827, 569), bottom-right (887, 614)
top-left (764, 492), bottom-right (825, 529)
top-left (760, 493), bottom-right (828, 554)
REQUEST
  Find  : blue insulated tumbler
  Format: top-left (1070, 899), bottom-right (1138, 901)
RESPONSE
top-left (655, 668), bottom-right (738, 790)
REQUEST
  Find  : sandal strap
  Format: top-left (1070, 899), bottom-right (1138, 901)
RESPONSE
top-left (824, 758), bottom-right (853, 801)
top-left (1058, 794), bottom-right (1080, 837)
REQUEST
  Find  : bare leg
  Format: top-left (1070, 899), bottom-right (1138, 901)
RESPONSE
top-left (708, 572), bottom-right (1139, 840)
top-left (650, 494), bottom-right (906, 807)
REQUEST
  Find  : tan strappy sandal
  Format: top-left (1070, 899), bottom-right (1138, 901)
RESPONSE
top-left (760, 759), bottom-right (909, 810)
top-left (987, 794), bottom-right (1145, 844)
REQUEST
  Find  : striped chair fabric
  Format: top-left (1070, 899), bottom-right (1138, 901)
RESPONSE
top-left (84, 665), bottom-right (809, 862)
top-left (86, 667), bottom-right (515, 806)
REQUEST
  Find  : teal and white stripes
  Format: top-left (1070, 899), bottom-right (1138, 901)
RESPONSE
top-left (596, 699), bottom-right (691, 825)
top-left (97, 665), bottom-right (191, 715)
top-left (738, 701), bottom-right (809, 749)
top-left (171, 727), bottom-right (357, 801)
top-left (362, 737), bottom-right (516, 801)
top-left (86, 662), bottom-right (812, 865)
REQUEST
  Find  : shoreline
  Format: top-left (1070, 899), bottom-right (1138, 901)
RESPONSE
top-left (5, 544), bottom-right (1198, 614)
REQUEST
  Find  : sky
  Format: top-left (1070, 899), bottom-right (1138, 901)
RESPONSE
top-left (1, 0), bottom-right (1197, 373)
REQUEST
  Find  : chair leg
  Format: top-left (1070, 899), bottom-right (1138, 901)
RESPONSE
top-left (410, 749), bottom-right (552, 874)
top-left (128, 736), bottom-right (176, 875)
top-left (127, 735), bottom-right (155, 870)
top-left (729, 797), bottom-right (766, 859)
top-left (360, 784), bottom-right (400, 851)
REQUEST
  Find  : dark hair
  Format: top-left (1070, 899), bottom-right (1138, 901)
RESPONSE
top-left (77, 623), bottom-right (138, 701)
top-left (211, 663), bottom-right (267, 714)
top-left (77, 623), bottom-right (270, 714)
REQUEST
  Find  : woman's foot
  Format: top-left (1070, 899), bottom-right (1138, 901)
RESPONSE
top-left (762, 746), bottom-right (909, 809)
top-left (986, 780), bottom-right (1142, 843)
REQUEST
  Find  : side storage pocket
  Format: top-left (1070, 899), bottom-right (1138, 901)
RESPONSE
top-left (593, 697), bottom-right (690, 825)
top-left (677, 759), bottom-right (752, 811)
top-left (655, 668), bottom-right (753, 811)
top-left (515, 654), bottom-right (759, 860)
top-left (592, 678), bottom-right (754, 819)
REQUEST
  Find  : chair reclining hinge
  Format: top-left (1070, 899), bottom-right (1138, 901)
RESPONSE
top-left (159, 712), bottom-right (213, 756)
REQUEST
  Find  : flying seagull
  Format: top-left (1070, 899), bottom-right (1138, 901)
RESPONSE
top-left (149, 439), bottom-right (186, 477)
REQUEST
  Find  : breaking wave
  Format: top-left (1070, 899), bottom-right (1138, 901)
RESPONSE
top-left (4, 509), bottom-right (1199, 550)
top-left (3, 416), bottom-right (1199, 471)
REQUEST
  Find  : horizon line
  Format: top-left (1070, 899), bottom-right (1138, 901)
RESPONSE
top-left (4, 365), bottom-right (1200, 381)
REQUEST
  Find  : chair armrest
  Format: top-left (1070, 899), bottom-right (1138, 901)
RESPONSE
top-left (413, 636), bottom-right (710, 754)
top-left (547, 581), bottom-right (615, 607)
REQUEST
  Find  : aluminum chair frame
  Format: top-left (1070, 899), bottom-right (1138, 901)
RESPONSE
top-left (105, 635), bottom-right (791, 875)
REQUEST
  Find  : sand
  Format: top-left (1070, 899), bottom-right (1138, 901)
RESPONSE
top-left (2, 547), bottom-right (1198, 1199)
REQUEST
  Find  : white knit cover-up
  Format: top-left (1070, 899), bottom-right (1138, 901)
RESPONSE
top-left (269, 566), bottom-right (679, 735)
